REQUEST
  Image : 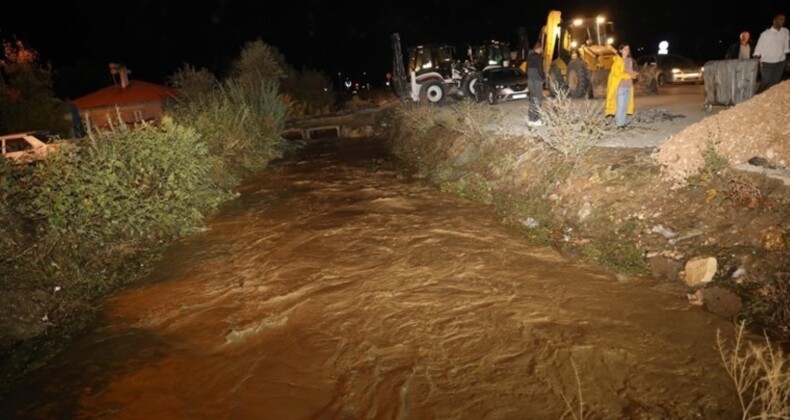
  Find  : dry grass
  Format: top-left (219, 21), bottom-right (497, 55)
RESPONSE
top-left (395, 100), bottom-right (501, 144)
top-left (559, 357), bottom-right (590, 420)
top-left (717, 322), bottom-right (790, 419)
top-left (536, 87), bottom-right (613, 157)
top-left (395, 102), bottom-right (446, 134)
top-left (445, 100), bottom-right (503, 144)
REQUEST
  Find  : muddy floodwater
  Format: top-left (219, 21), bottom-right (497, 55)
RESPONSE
top-left (1, 139), bottom-right (740, 419)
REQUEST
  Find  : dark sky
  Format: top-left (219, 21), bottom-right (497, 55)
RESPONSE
top-left (1, 0), bottom-right (785, 98)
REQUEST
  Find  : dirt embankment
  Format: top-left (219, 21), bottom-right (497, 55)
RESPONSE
top-left (655, 80), bottom-right (790, 185)
top-left (387, 100), bottom-right (790, 341)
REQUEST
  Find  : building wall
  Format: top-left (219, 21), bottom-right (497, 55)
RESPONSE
top-left (81, 101), bottom-right (166, 129)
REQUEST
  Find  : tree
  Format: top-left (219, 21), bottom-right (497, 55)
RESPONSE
top-left (0, 40), bottom-right (69, 136)
top-left (229, 39), bottom-right (287, 88)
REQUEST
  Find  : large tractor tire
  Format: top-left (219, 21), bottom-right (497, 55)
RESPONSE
top-left (636, 65), bottom-right (660, 95)
top-left (589, 69), bottom-right (610, 99)
top-left (566, 59), bottom-right (591, 99)
top-left (419, 80), bottom-right (447, 104)
top-left (462, 72), bottom-right (481, 101)
top-left (548, 65), bottom-right (567, 97)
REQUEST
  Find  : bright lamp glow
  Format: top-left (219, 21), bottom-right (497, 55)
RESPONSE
top-left (573, 19), bottom-right (583, 26)
top-left (488, 60), bottom-right (498, 65)
top-left (606, 37), bottom-right (614, 45)
top-left (596, 16), bottom-right (605, 24)
top-left (422, 62), bottom-right (433, 69)
top-left (570, 40), bottom-right (578, 48)
top-left (671, 68), bottom-right (681, 73)
top-left (658, 40), bottom-right (669, 55)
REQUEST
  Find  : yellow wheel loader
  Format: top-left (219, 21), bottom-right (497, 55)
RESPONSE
top-left (540, 10), bottom-right (658, 98)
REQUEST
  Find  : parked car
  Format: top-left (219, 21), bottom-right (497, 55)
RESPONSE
top-left (477, 67), bottom-right (529, 105)
top-left (0, 132), bottom-right (71, 164)
top-left (635, 54), bottom-right (704, 86)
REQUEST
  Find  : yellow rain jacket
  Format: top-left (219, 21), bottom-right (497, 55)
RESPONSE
top-left (605, 55), bottom-right (635, 116)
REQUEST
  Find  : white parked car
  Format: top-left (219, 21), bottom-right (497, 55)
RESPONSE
top-left (635, 54), bottom-right (704, 86)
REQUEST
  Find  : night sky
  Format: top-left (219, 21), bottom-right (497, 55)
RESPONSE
top-left (1, 0), bottom-right (785, 98)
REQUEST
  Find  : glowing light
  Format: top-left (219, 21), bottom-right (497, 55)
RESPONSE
top-left (422, 62), bottom-right (433, 69)
top-left (596, 16), bottom-right (605, 24)
top-left (606, 37), bottom-right (614, 45)
top-left (671, 68), bottom-right (681, 74)
top-left (570, 40), bottom-right (578, 48)
top-left (658, 41), bottom-right (669, 55)
top-left (573, 19), bottom-right (583, 26)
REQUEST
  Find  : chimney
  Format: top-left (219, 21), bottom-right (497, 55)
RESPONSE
top-left (119, 66), bottom-right (130, 89)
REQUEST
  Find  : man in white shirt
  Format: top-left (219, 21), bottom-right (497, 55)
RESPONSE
top-left (754, 13), bottom-right (790, 92)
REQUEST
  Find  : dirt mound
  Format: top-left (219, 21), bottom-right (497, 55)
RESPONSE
top-left (653, 80), bottom-right (790, 185)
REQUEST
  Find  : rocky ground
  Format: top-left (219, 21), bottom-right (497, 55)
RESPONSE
top-left (655, 80), bottom-right (790, 186)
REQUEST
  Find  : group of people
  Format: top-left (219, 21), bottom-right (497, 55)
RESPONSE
top-left (525, 13), bottom-right (789, 129)
top-left (726, 13), bottom-right (789, 93)
top-left (524, 40), bottom-right (638, 128)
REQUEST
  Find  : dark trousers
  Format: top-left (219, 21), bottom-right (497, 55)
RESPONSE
top-left (528, 80), bottom-right (544, 122)
top-left (758, 60), bottom-right (785, 93)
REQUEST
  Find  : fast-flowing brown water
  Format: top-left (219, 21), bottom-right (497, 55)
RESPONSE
top-left (2, 139), bottom-right (739, 419)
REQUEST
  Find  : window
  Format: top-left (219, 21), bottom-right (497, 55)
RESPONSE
top-left (3, 138), bottom-right (34, 153)
top-left (636, 56), bottom-right (657, 66)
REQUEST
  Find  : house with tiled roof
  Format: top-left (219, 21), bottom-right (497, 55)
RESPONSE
top-left (73, 64), bottom-right (178, 129)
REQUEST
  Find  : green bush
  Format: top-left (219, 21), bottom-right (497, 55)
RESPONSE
top-left (170, 78), bottom-right (286, 188)
top-left (9, 117), bottom-right (230, 266)
top-left (229, 39), bottom-right (286, 88)
top-left (168, 64), bottom-right (217, 101)
top-left (281, 69), bottom-right (335, 116)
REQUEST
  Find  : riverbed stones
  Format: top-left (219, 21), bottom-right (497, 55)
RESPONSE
top-left (683, 257), bottom-right (717, 287)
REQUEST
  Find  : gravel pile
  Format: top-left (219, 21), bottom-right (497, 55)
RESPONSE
top-left (654, 80), bottom-right (790, 185)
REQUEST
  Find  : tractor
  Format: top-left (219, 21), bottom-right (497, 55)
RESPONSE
top-left (540, 10), bottom-right (658, 98)
top-left (391, 33), bottom-right (469, 104)
top-left (390, 33), bottom-right (513, 104)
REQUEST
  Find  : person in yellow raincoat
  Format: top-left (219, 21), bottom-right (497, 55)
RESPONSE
top-left (605, 44), bottom-right (638, 127)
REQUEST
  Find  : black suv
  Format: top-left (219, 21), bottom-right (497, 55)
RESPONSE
top-left (477, 67), bottom-right (529, 104)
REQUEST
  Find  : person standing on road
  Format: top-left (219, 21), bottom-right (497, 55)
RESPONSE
top-left (754, 13), bottom-right (790, 92)
top-left (526, 41), bottom-right (545, 127)
top-left (605, 43), bottom-right (638, 128)
top-left (726, 31), bottom-right (754, 59)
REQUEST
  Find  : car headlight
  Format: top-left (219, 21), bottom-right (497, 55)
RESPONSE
top-left (671, 68), bottom-right (681, 74)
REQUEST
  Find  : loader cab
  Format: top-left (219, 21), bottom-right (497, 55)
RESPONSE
top-left (468, 40), bottom-right (511, 71)
top-left (560, 17), bottom-right (617, 68)
top-left (408, 44), bottom-right (458, 80)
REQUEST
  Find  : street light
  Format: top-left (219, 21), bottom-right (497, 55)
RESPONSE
top-left (658, 41), bottom-right (669, 55)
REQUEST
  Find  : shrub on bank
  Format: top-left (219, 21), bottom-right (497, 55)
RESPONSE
top-left (4, 117), bottom-right (230, 284)
top-left (169, 78), bottom-right (287, 188)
